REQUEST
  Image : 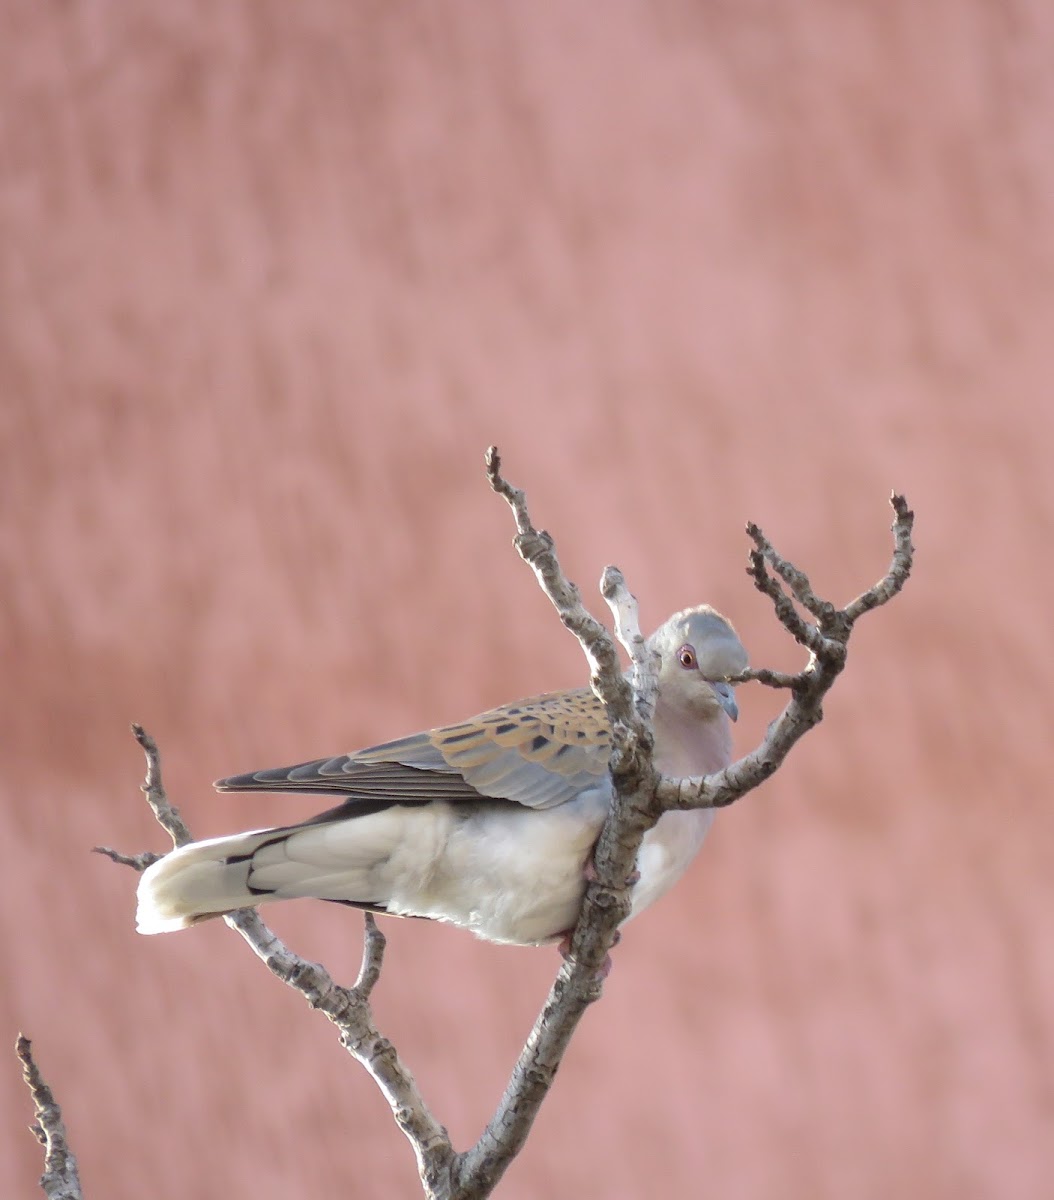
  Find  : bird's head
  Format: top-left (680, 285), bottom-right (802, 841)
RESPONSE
top-left (648, 606), bottom-right (748, 722)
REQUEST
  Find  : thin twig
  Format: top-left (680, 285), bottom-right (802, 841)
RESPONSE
top-left (111, 729), bottom-right (458, 1198)
top-left (221, 908), bottom-right (453, 1186)
top-left (106, 454), bottom-right (914, 1200)
top-left (600, 565), bottom-right (660, 722)
top-left (748, 523), bottom-right (834, 622)
top-left (658, 493), bottom-right (915, 812)
top-left (355, 913), bottom-right (386, 994)
top-left (458, 458), bottom-right (915, 1198)
top-left (728, 667), bottom-right (808, 690)
top-left (16, 1035), bottom-right (82, 1200)
top-left (843, 494), bottom-right (915, 622)
top-left (91, 845), bottom-right (162, 871)
top-left (485, 447), bottom-right (628, 713)
top-left (131, 723), bottom-right (192, 847)
top-left (745, 541), bottom-right (826, 653)
top-left (456, 455), bottom-right (662, 1198)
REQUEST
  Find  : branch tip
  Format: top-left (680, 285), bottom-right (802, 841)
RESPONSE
top-left (355, 913), bottom-right (387, 996)
top-left (842, 492), bottom-right (914, 623)
top-left (92, 845), bottom-right (161, 872)
top-left (121, 731), bottom-right (453, 1190)
top-left (485, 445), bottom-right (520, 507)
top-left (16, 1034), bottom-right (81, 1198)
top-left (662, 490), bottom-right (915, 812)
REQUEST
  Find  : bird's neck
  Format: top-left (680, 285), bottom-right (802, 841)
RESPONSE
top-left (652, 701), bottom-right (734, 778)
top-left (631, 707), bottom-right (733, 919)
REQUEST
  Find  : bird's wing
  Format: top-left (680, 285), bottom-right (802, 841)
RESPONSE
top-left (214, 688), bottom-right (612, 812)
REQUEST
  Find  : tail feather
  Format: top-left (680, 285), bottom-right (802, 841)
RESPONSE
top-left (136, 828), bottom-right (278, 933)
top-left (135, 811), bottom-right (409, 933)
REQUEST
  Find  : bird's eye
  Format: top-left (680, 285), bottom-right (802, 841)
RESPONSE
top-left (677, 644), bottom-right (697, 669)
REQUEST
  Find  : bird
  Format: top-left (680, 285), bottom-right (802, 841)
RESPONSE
top-left (136, 606), bottom-right (747, 948)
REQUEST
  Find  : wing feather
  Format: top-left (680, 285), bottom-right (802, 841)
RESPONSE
top-left (215, 688), bottom-right (612, 812)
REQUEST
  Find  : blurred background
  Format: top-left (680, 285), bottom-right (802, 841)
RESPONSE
top-left (3, 3), bottom-right (1052, 1197)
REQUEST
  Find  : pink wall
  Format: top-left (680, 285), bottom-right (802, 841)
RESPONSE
top-left (3, 3), bottom-right (1052, 1197)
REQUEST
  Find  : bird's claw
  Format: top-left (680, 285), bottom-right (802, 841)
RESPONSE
top-left (583, 857), bottom-right (640, 888)
top-left (557, 930), bottom-right (616, 978)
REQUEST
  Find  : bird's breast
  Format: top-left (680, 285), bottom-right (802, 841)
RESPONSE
top-left (629, 807), bottom-right (715, 920)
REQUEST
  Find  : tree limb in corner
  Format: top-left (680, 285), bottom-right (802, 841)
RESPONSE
top-left (16, 1035), bottom-right (82, 1200)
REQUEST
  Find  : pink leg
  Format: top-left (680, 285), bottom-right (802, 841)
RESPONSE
top-left (557, 928), bottom-right (620, 978)
top-left (583, 857), bottom-right (640, 887)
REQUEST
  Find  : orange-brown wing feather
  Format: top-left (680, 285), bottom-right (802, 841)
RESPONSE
top-left (215, 688), bottom-right (613, 811)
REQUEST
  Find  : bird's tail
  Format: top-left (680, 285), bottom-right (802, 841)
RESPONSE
top-left (135, 812), bottom-right (397, 934)
top-left (135, 828), bottom-right (281, 933)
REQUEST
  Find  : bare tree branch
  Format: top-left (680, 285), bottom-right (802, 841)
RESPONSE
top-left (95, 451), bottom-right (913, 1200)
top-left (16, 1035), bottom-right (82, 1200)
top-left (656, 494), bottom-right (914, 813)
top-left (107, 729), bottom-right (458, 1198)
top-left (454, 454), bottom-right (667, 1196)
top-left (747, 521), bottom-right (834, 623)
top-left (728, 666), bottom-right (808, 690)
top-left (454, 451), bottom-right (915, 1198)
top-left (484, 446), bottom-right (630, 717)
top-left (744, 537), bottom-right (826, 653)
top-left (132, 723), bottom-right (193, 845)
top-left (601, 565), bottom-right (660, 721)
top-left (91, 845), bottom-right (161, 870)
top-left (843, 493), bottom-right (915, 622)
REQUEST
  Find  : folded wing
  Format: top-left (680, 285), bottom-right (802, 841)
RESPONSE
top-left (215, 687), bottom-right (613, 812)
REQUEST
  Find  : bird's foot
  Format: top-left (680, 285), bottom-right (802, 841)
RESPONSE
top-left (583, 857), bottom-right (640, 887)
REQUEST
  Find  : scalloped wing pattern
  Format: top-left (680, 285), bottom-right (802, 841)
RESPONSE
top-left (215, 688), bottom-right (613, 812)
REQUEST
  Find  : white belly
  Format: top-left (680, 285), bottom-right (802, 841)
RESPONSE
top-left (386, 793), bottom-right (609, 945)
top-left (382, 797), bottom-right (713, 945)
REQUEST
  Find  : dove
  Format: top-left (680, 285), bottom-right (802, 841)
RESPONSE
top-left (136, 606), bottom-right (747, 947)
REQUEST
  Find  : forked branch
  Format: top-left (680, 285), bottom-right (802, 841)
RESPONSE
top-left (98, 731), bottom-right (457, 1197)
top-left (56, 451), bottom-right (914, 1200)
top-left (454, 451), bottom-right (914, 1197)
top-left (656, 492), bottom-right (913, 812)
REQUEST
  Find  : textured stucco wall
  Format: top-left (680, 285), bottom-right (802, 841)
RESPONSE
top-left (3, 3), bottom-right (1052, 1197)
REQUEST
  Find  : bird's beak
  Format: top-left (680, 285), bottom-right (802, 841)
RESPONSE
top-left (711, 681), bottom-right (739, 722)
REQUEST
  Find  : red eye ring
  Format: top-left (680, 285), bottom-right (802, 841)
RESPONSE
top-left (677, 644), bottom-right (697, 669)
